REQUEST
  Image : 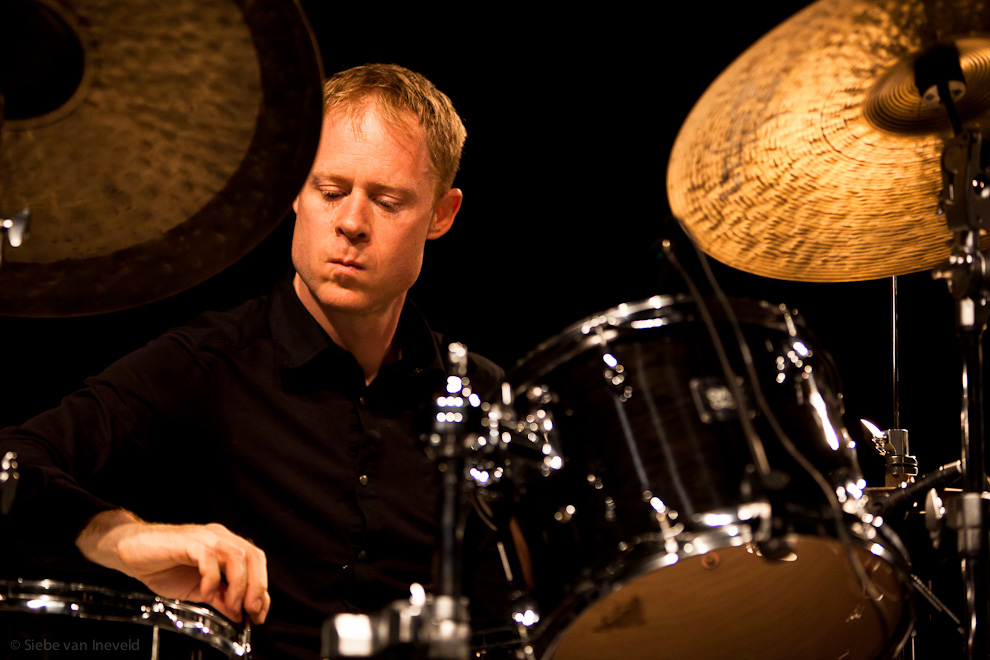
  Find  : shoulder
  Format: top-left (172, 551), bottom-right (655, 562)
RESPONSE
top-left (95, 293), bottom-right (274, 387)
top-left (173, 294), bottom-right (273, 352)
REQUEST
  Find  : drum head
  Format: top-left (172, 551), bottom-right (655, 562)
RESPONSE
top-left (549, 535), bottom-right (907, 660)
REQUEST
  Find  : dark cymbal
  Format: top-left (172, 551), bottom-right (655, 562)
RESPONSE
top-left (0, 0), bottom-right (323, 316)
top-left (667, 0), bottom-right (990, 282)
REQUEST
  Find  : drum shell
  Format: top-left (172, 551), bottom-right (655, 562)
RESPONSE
top-left (503, 296), bottom-right (859, 551)
top-left (486, 296), bottom-right (910, 660)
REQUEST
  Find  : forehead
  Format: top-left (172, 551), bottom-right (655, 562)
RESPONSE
top-left (319, 102), bottom-right (429, 171)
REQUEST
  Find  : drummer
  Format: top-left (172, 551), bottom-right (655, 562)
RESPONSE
top-left (0, 63), bottom-right (503, 659)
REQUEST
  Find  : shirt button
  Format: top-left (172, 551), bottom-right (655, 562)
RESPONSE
top-left (358, 396), bottom-right (367, 406)
top-left (357, 549), bottom-right (367, 561)
top-left (358, 474), bottom-right (369, 486)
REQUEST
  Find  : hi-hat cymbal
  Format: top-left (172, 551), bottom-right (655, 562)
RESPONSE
top-left (0, 0), bottom-right (323, 316)
top-left (667, 0), bottom-right (990, 282)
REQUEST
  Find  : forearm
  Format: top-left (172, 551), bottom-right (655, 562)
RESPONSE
top-left (75, 508), bottom-right (146, 574)
top-left (74, 510), bottom-right (271, 624)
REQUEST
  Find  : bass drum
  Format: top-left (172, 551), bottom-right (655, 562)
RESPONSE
top-left (487, 296), bottom-right (912, 660)
top-left (0, 579), bottom-right (249, 659)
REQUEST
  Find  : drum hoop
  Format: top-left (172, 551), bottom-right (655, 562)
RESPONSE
top-left (507, 295), bottom-right (797, 387)
top-left (0, 579), bottom-right (249, 657)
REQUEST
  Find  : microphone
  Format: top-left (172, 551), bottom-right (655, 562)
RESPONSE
top-left (866, 460), bottom-right (962, 517)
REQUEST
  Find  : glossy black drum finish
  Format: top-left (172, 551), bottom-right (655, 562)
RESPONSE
top-left (487, 296), bottom-right (912, 660)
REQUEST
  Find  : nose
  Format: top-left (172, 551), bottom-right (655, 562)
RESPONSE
top-left (335, 194), bottom-right (372, 242)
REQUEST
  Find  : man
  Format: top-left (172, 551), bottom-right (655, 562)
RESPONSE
top-left (0, 64), bottom-right (503, 659)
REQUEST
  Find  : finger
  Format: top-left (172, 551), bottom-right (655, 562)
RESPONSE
top-left (211, 586), bottom-right (242, 622)
top-left (257, 591), bottom-right (272, 624)
top-left (242, 546), bottom-right (269, 624)
top-left (215, 539), bottom-right (248, 623)
top-left (205, 524), bottom-right (269, 625)
top-left (184, 542), bottom-right (239, 621)
top-left (188, 541), bottom-right (223, 605)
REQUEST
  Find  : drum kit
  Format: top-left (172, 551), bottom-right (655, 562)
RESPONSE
top-left (4, 0), bottom-right (990, 659)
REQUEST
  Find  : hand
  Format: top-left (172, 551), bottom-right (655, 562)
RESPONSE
top-left (76, 510), bottom-right (271, 624)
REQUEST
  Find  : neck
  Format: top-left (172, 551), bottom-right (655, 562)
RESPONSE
top-left (293, 274), bottom-right (404, 385)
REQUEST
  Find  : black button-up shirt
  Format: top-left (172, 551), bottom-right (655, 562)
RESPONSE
top-left (0, 275), bottom-right (504, 659)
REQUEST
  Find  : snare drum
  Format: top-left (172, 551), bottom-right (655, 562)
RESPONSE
top-left (0, 579), bottom-right (249, 658)
top-left (486, 296), bottom-right (912, 660)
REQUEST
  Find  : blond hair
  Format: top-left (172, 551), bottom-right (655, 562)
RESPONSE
top-left (322, 64), bottom-right (466, 203)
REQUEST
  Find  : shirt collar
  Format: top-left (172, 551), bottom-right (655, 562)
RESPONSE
top-left (269, 273), bottom-right (336, 369)
top-left (269, 272), bottom-right (445, 379)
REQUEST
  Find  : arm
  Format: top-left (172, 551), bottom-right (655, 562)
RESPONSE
top-left (2, 327), bottom-right (271, 623)
top-left (76, 509), bottom-right (270, 624)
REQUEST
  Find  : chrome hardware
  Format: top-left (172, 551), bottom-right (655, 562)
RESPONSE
top-left (861, 420), bottom-right (919, 487)
top-left (927, 488), bottom-right (946, 550)
top-left (0, 208), bottom-right (30, 267)
top-left (323, 584), bottom-right (469, 659)
top-left (511, 595), bottom-right (540, 628)
top-left (1, 451), bottom-right (18, 516)
top-left (472, 384), bottom-right (563, 491)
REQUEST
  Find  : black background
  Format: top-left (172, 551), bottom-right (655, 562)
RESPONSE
top-left (0, 2), bottom-right (962, 478)
top-left (0, 1), bottom-right (974, 653)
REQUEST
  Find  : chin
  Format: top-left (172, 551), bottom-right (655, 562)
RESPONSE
top-left (315, 292), bottom-right (375, 315)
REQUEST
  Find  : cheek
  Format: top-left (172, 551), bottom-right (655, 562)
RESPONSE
top-left (290, 214), bottom-right (317, 269)
top-left (395, 243), bottom-right (425, 283)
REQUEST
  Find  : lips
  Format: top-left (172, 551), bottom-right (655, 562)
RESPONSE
top-left (330, 258), bottom-right (364, 270)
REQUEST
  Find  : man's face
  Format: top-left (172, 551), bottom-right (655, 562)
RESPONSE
top-left (291, 101), bottom-right (461, 319)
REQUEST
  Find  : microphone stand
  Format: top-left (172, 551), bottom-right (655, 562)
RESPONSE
top-left (322, 344), bottom-right (475, 660)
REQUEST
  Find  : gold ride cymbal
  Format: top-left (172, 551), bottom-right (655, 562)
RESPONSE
top-left (0, 0), bottom-right (323, 316)
top-left (667, 0), bottom-right (990, 282)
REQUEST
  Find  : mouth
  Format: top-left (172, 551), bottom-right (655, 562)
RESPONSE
top-left (329, 258), bottom-right (364, 271)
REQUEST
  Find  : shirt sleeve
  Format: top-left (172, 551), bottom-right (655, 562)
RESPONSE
top-left (0, 328), bottom-right (214, 556)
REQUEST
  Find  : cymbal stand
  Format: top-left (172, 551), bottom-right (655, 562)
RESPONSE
top-left (924, 44), bottom-right (990, 658)
top-left (428, 342), bottom-right (474, 660)
top-left (885, 276), bottom-right (919, 488)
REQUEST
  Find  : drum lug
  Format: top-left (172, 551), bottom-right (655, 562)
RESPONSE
top-left (599, 352), bottom-right (633, 401)
top-left (603, 496), bottom-right (616, 522)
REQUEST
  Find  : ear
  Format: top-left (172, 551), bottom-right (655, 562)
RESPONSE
top-left (428, 188), bottom-right (463, 240)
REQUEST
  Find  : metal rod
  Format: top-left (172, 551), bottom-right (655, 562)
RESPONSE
top-left (961, 327), bottom-right (986, 492)
top-left (892, 275), bottom-right (900, 429)
top-left (955, 277), bottom-right (988, 660)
